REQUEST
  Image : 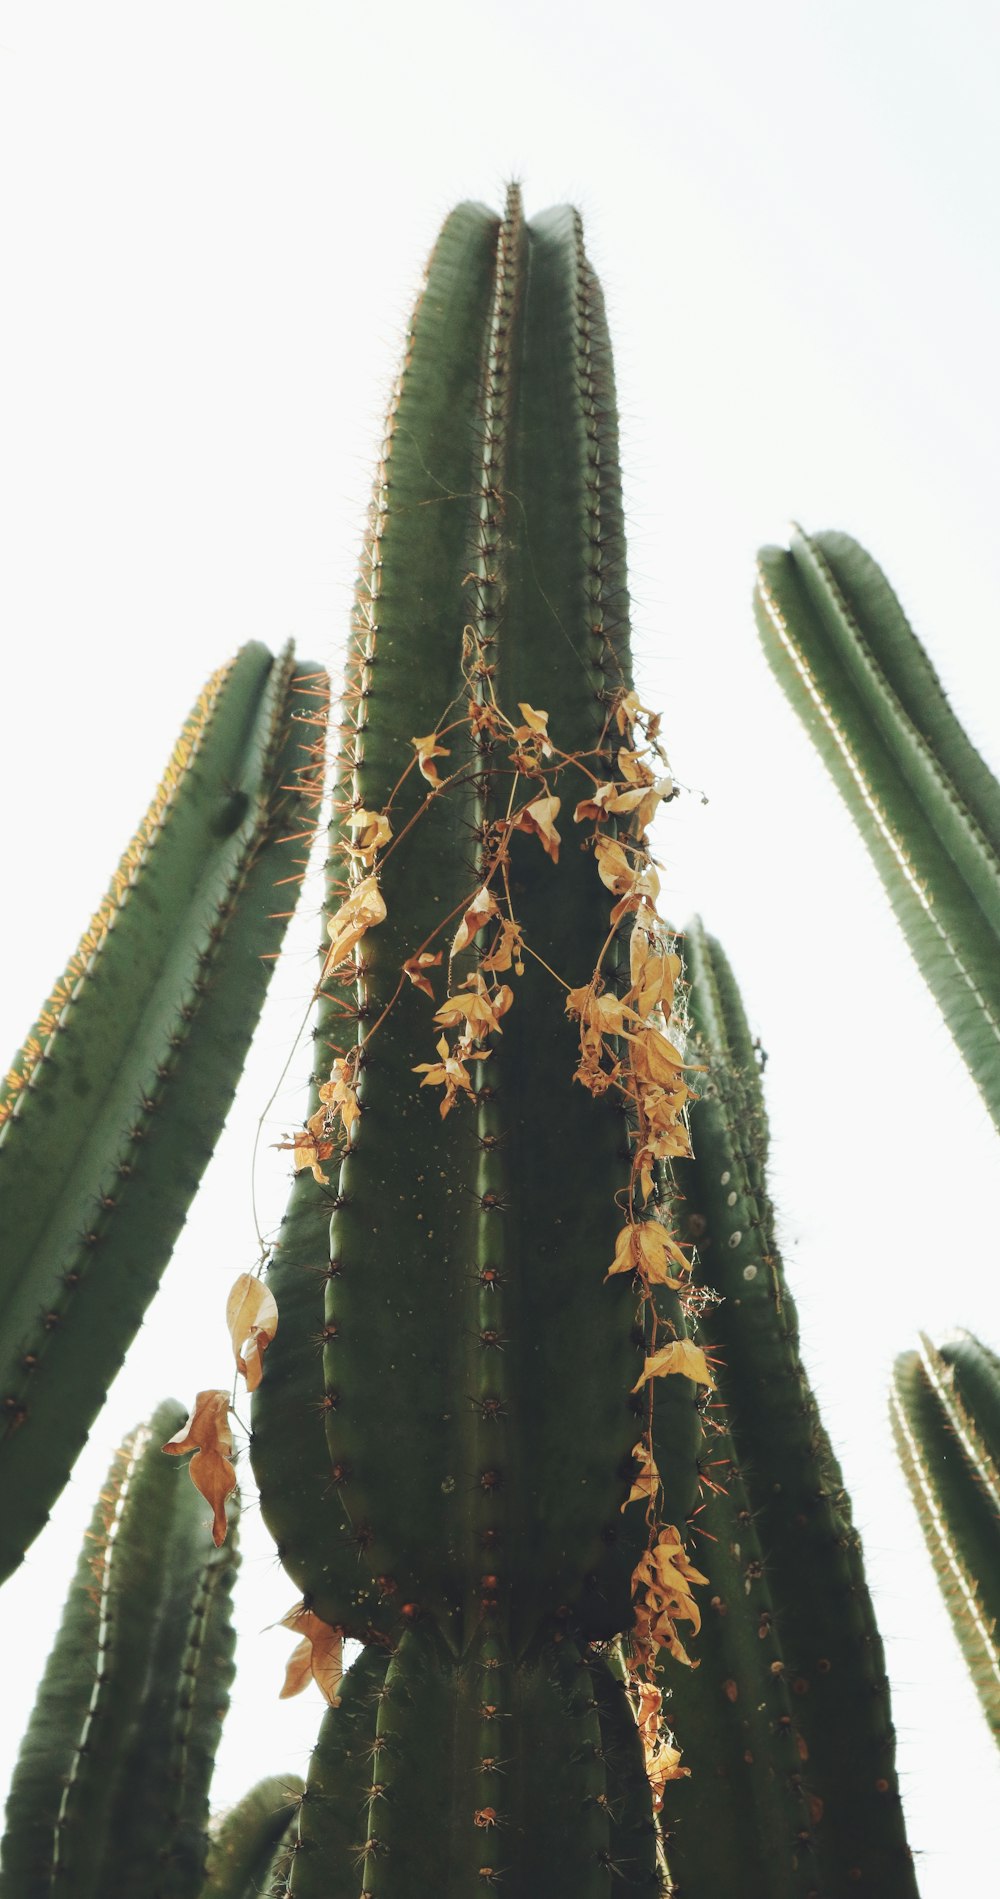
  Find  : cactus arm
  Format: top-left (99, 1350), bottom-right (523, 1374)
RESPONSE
top-left (0, 645), bottom-right (327, 1581)
top-left (891, 1334), bottom-right (1000, 1743)
top-left (0, 1401), bottom-right (239, 1899)
top-left (663, 921), bottom-right (917, 1895)
top-left (200, 1776), bottom-right (304, 1899)
top-left (754, 526), bottom-right (1000, 1128)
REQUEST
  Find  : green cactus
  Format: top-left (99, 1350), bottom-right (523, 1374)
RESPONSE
top-left (661, 921), bottom-right (917, 1896)
top-left (248, 185), bottom-right (698, 1890)
top-left (243, 193), bottom-right (918, 1895)
top-left (754, 525), bottom-right (1000, 1131)
top-left (0, 641), bottom-right (327, 1583)
top-left (0, 1401), bottom-right (239, 1899)
top-left (200, 1775), bottom-right (304, 1899)
top-left (891, 1332), bottom-right (1000, 1747)
top-left (0, 195), bottom-right (952, 1897)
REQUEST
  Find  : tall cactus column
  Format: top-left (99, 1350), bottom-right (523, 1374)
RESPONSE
top-left (252, 190), bottom-right (697, 1892)
top-left (662, 921), bottom-right (918, 1897)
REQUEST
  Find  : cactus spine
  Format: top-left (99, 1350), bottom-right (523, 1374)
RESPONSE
top-left (662, 921), bottom-right (916, 1895)
top-left (892, 1331), bottom-right (1000, 1746)
top-left (754, 525), bottom-right (1000, 1130)
top-left (0, 643), bottom-right (327, 1582)
top-left (0, 1401), bottom-right (239, 1899)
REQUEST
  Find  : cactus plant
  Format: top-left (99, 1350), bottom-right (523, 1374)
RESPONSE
top-left (891, 1332), bottom-right (1000, 1748)
top-left (662, 920), bottom-right (916, 1896)
top-left (0, 1401), bottom-right (240, 1899)
top-left (0, 193), bottom-right (955, 1897)
top-left (754, 525), bottom-right (1000, 1131)
top-left (0, 641), bottom-right (328, 1583)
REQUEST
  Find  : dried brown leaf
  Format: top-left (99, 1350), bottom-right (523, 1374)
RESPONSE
top-left (452, 885), bottom-right (500, 958)
top-left (162, 1391), bottom-right (237, 1546)
top-left (632, 1340), bottom-right (715, 1392)
top-left (403, 950), bottom-right (443, 999)
top-left (325, 875), bottom-right (387, 972)
top-left (279, 1605), bottom-right (344, 1706)
top-left (512, 795), bottom-right (561, 863)
top-left (226, 1274), bottom-right (279, 1391)
top-left (412, 731), bottom-right (451, 786)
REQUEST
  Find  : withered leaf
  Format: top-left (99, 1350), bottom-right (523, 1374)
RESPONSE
top-left (452, 885), bottom-right (500, 958)
top-left (480, 916), bottom-right (525, 975)
top-left (279, 1604), bottom-right (344, 1706)
top-left (325, 875), bottom-right (386, 973)
top-left (347, 808), bottom-right (392, 865)
top-left (622, 1438), bottom-right (661, 1511)
top-left (414, 1035), bottom-right (490, 1117)
top-left (403, 950), bottom-right (444, 999)
top-left (412, 731), bottom-right (451, 786)
top-left (226, 1274), bottom-right (279, 1392)
top-left (293, 1130), bottom-right (334, 1185)
top-left (512, 795), bottom-right (561, 863)
top-left (629, 1025), bottom-right (687, 1085)
top-left (318, 1053), bottom-right (361, 1142)
top-left (162, 1391), bottom-right (237, 1546)
top-left (632, 1340), bottom-right (715, 1392)
top-left (608, 1222), bottom-right (690, 1287)
top-left (434, 975), bottom-right (512, 1043)
top-left (516, 702), bottom-right (550, 738)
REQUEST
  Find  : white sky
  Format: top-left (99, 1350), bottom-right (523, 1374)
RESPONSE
top-left (1, 3), bottom-right (998, 1891)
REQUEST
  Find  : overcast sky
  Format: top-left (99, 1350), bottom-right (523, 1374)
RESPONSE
top-left (1, 4), bottom-right (998, 1891)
